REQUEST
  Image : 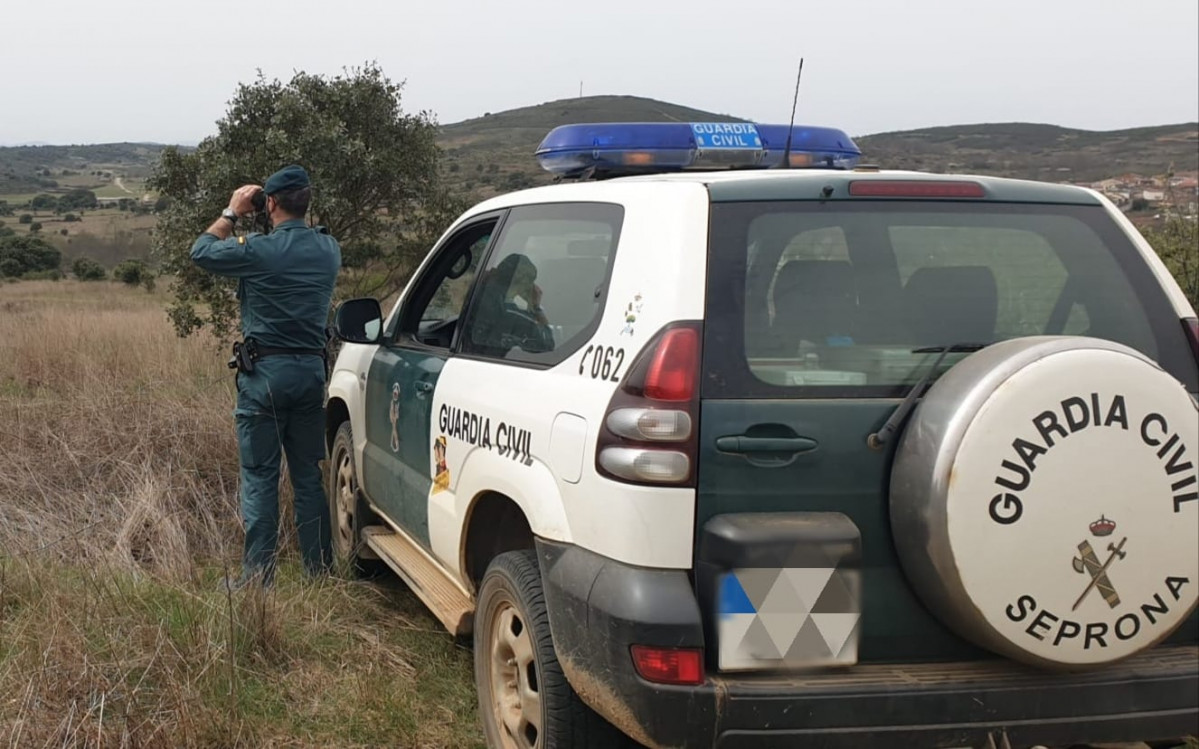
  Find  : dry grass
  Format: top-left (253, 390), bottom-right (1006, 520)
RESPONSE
top-left (0, 280), bottom-right (482, 748)
top-left (1, 281), bottom-right (237, 568)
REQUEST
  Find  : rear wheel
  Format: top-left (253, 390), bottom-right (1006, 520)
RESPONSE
top-left (327, 421), bottom-right (381, 577)
top-left (474, 550), bottom-right (637, 749)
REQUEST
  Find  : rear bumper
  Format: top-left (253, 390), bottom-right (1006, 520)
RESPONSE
top-left (536, 538), bottom-right (1199, 749)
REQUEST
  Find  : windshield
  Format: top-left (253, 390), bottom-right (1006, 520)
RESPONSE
top-left (703, 201), bottom-right (1197, 398)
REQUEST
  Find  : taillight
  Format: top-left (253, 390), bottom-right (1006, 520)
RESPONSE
top-left (596, 321), bottom-right (702, 487)
top-left (599, 448), bottom-right (691, 483)
top-left (644, 328), bottom-right (699, 401)
top-left (630, 645), bottom-right (704, 686)
top-left (849, 180), bottom-right (986, 198)
top-left (605, 408), bottom-right (692, 441)
top-left (1183, 317), bottom-right (1199, 365)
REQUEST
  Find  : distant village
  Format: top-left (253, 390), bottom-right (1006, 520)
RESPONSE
top-left (1076, 170), bottom-right (1199, 224)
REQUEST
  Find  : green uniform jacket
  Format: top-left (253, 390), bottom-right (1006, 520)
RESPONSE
top-left (190, 219), bottom-right (341, 349)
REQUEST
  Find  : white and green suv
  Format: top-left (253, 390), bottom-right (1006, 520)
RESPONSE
top-left (325, 122), bottom-right (1199, 749)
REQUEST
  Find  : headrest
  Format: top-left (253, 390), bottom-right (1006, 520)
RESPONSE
top-left (904, 266), bottom-right (999, 344)
top-left (772, 260), bottom-right (857, 343)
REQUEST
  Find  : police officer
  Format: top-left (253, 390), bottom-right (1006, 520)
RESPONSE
top-left (191, 165), bottom-right (341, 587)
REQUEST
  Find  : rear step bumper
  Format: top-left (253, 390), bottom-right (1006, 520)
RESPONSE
top-left (536, 538), bottom-right (1199, 749)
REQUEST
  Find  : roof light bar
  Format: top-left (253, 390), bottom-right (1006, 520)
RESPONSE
top-left (535, 122), bottom-right (861, 177)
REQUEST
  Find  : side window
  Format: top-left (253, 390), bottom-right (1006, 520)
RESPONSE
top-left (393, 220), bottom-right (496, 349)
top-left (422, 233), bottom-right (491, 324)
top-left (458, 202), bottom-right (624, 366)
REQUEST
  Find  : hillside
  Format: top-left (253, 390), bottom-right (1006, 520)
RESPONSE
top-left (437, 95), bottom-right (742, 194)
top-left (0, 142), bottom-right (169, 196)
top-left (856, 122), bottom-right (1199, 183)
top-left (1, 97), bottom-right (1196, 203)
top-left (437, 101), bottom-right (1198, 196)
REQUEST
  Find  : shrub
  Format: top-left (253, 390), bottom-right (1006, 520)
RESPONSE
top-left (72, 256), bottom-right (107, 281)
top-left (0, 235), bottom-right (61, 277)
top-left (1145, 216), bottom-right (1199, 310)
top-left (113, 259), bottom-right (150, 286)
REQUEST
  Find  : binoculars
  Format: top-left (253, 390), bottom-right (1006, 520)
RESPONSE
top-left (251, 189), bottom-right (267, 212)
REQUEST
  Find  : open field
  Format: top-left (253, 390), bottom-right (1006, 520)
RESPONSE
top-left (7, 207), bottom-right (155, 236)
top-left (0, 193), bottom-right (41, 206)
top-left (0, 176), bottom-right (148, 205)
top-left (0, 281), bottom-right (483, 747)
top-left (1, 207), bottom-right (156, 267)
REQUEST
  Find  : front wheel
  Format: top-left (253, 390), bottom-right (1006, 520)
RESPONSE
top-left (326, 421), bottom-right (380, 576)
top-left (474, 550), bottom-right (636, 749)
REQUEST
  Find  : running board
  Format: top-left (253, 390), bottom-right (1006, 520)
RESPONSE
top-left (362, 525), bottom-right (474, 636)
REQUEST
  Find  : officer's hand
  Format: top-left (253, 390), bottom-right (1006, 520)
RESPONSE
top-left (229, 185), bottom-right (262, 216)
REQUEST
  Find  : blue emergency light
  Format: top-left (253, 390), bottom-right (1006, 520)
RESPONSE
top-left (535, 121), bottom-right (861, 177)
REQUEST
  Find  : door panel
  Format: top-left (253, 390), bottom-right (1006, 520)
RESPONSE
top-left (696, 398), bottom-right (983, 662)
top-left (363, 347), bottom-right (445, 546)
top-left (358, 215), bottom-right (501, 549)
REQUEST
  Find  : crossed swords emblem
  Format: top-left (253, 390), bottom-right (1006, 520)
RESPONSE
top-left (1072, 536), bottom-right (1128, 611)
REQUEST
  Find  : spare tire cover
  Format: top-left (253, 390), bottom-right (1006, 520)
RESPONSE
top-left (891, 336), bottom-right (1198, 669)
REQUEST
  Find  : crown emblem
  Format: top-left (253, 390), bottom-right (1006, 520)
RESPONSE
top-left (1089, 515), bottom-right (1116, 537)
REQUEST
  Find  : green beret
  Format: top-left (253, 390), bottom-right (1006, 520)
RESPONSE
top-left (264, 164), bottom-right (310, 195)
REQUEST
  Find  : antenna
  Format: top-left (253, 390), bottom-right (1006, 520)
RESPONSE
top-left (779, 58), bottom-right (804, 169)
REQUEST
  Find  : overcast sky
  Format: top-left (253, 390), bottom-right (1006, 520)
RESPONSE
top-left (2, 0), bottom-right (1196, 145)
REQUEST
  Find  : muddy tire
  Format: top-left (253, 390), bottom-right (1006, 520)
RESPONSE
top-left (474, 549), bottom-right (637, 749)
top-left (327, 421), bottom-right (382, 577)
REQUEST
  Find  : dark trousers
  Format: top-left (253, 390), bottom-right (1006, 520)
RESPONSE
top-left (234, 355), bottom-right (331, 581)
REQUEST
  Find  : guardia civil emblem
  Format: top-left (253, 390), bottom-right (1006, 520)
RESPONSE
top-left (1072, 515), bottom-right (1127, 611)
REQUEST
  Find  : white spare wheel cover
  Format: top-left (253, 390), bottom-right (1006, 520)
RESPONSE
top-left (891, 336), bottom-right (1198, 669)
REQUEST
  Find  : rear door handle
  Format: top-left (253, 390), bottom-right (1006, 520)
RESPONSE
top-left (715, 436), bottom-right (818, 454)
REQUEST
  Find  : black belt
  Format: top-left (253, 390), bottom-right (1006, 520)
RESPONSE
top-left (255, 346), bottom-right (325, 358)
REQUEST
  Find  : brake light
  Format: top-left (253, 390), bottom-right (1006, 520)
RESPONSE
top-left (644, 328), bottom-right (699, 401)
top-left (630, 645), bottom-right (705, 686)
top-left (849, 180), bottom-right (986, 198)
top-left (1184, 317), bottom-right (1199, 365)
top-left (596, 321), bottom-right (702, 486)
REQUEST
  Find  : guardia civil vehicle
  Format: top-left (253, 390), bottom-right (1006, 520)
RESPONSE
top-left (326, 120), bottom-right (1199, 749)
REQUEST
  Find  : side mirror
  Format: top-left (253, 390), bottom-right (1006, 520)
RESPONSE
top-left (446, 250), bottom-right (472, 280)
top-left (333, 298), bottom-right (383, 344)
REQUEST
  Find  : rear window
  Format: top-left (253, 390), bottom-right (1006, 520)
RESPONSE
top-left (704, 201), bottom-right (1197, 398)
